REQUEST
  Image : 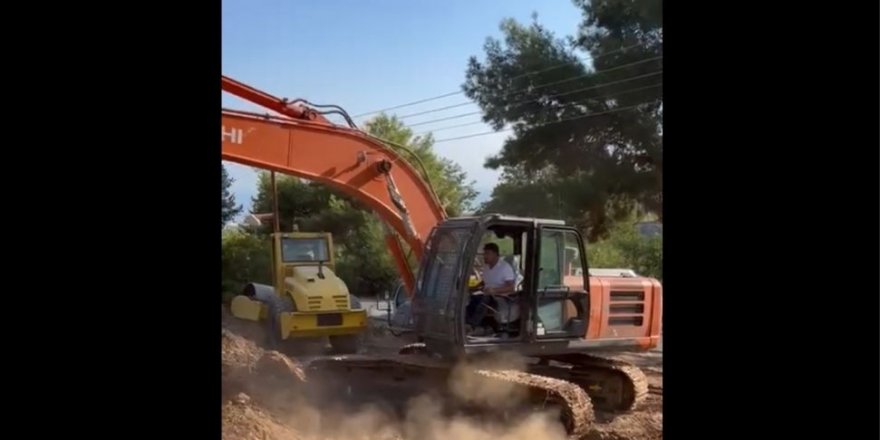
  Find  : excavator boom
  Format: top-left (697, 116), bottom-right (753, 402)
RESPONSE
top-left (221, 107), bottom-right (446, 293)
top-left (221, 76), bottom-right (454, 294)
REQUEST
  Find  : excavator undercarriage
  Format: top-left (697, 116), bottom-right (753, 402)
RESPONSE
top-left (306, 343), bottom-right (648, 438)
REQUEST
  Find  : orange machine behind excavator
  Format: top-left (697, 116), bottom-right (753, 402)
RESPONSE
top-left (221, 76), bottom-right (662, 437)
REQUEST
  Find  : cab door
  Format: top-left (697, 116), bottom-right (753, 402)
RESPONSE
top-left (412, 224), bottom-right (475, 347)
top-left (533, 226), bottom-right (590, 340)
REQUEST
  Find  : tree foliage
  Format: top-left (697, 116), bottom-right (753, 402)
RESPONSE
top-left (587, 216), bottom-right (662, 280)
top-left (222, 164), bottom-right (243, 227)
top-left (464, 0), bottom-right (662, 240)
top-left (478, 164), bottom-right (641, 239)
top-left (221, 229), bottom-right (271, 300)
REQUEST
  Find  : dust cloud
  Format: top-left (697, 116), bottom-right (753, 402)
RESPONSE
top-left (221, 327), bottom-right (569, 440)
top-left (447, 351), bottom-right (531, 410)
top-left (260, 392), bottom-right (568, 440)
top-left (400, 394), bottom-right (567, 440)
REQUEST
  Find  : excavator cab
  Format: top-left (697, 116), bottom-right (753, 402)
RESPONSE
top-left (412, 214), bottom-right (590, 357)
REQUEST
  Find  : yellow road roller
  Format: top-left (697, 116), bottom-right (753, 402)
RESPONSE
top-left (230, 231), bottom-right (367, 353)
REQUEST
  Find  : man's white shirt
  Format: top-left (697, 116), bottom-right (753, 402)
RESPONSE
top-left (482, 259), bottom-right (516, 289)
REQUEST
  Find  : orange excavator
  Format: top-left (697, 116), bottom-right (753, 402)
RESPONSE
top-left (222, 75), bottom-right (662, 437)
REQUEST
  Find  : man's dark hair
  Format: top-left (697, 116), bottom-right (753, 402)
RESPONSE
top-left (483, 243), bottom-right (500, 254)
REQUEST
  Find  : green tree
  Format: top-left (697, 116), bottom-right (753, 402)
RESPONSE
top-left (221, 228), bottom-right (271, 300)
top-left (222, 164), bottom-right (243, 227)
top-left (479, 164), bottom-right (644, 240)
top-left (463, 0), bottom-right (662, 239)
top-left (587, 216), bottom-right (662, 280)
top-left (250, 174), bottom-right (333, 233)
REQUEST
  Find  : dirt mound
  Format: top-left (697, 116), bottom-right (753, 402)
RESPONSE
top-left (222, 305), bottom-right (269, 346)
top-left (587, 412), bottom-right (662, 440)
top-left (223, 394), bottom-right (303, 440)
top-left (222, 328), bottom-right (262, 369)
top-left (221, 306), bottom-right (663, 440)
top-left (255, 351), bottom-right (307, 382)
top-left (221, 328), bottom-right (307, 405)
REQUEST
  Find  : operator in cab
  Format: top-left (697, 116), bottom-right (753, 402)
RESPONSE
top-left (465, 242), bottom-right (516, 336)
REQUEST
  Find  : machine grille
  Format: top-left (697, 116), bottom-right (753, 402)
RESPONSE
top-left (608, 290), bottom-right (645, 326)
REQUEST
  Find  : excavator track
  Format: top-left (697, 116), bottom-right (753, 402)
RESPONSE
top-left (470, 368), bottom-right (593, 439)
top-left (531, 353), bottom-right (650, 413)
top-left (304, 353), bottom-right (594, 439)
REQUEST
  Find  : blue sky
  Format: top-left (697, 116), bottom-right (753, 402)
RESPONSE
top-left (222, 0), bottom-right (585, 218)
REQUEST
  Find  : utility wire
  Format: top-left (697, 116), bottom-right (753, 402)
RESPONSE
top-left (405, 69), bottom-right (662, 128)
top-left (432, 100), bottom-right (658, 144)
top-left (396, 55), bottom-right (662, 120)
top-left (352, 43), bottom-right (649, 118)
top-left (414, 83), bottom-right (662, 136)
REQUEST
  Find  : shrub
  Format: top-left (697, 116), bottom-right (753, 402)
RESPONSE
top-left (221, 229), bottom-right (271, 302)
top-left (587, 220), bottom-right (662, 280)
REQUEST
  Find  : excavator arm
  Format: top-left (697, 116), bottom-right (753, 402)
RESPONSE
top-left (222, 77), bottom-right (448, 294)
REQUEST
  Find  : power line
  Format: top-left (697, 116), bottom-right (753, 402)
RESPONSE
top-left (432, 100), bottom-right (658, 144)
top-left (407, 110), bottom-right (481, 128)
top-left (414, 83), bottom-right (662, 136)
top-left (352, 43), bottom-right (649, 118)
top-left (395, 54), bottom-right (662, 120)
top-left (405, 69), bottom-right (662, 129)
top-left (353, 90), bottom-right (463, 118)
